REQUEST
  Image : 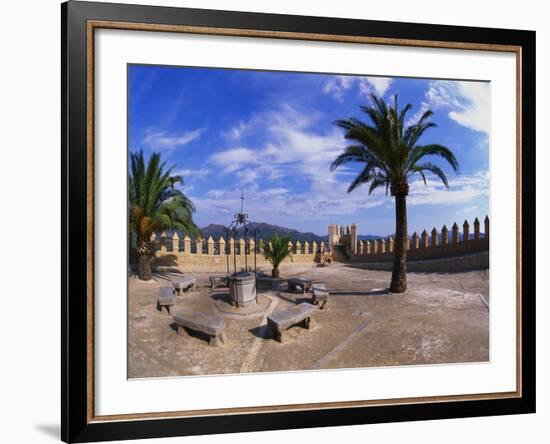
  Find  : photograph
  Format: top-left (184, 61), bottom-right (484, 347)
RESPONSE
top-left (0, 0), bottom-right (541, 442)
top-left (127, 64), bottom-right (491, 379)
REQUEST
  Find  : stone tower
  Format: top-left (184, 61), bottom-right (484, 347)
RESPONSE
top-left (350, 223), bottom-right (358, 254)
top-left (328, 223), bottom-right (359, 255)
top-left (328, 224), bottom-right (340, 250)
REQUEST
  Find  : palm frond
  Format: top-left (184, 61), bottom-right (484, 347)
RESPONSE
top-left (403, 121), bottom-right (437, 148)
top-left (412, 162), bottom-right (450, 188)
top-left (330, 145), bottom-right (370, 171)
top-left (406, 144), bottom-right (460, 174)
top-left (128, 150), bottom-right (199, 244)
top-left (347, 165), bottom-right (389, 194)
top-left (332, 94), bottom-right (459, 197)
top-left (368, 175), bottom-right (390, 195)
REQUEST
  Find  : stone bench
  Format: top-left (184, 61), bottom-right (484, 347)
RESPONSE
top-left (157, 287), bottom-right (175, 314)
top-left (267, 303), bottom-right (317, 343)
top-left (287, 278), bottom-right (313, 294)
top-left (209, 275), bottom-right (229, 289)
top-left (312, 283), bottom-right (329, 309)
top-left (172, 312), bottom-right (225, 346)
top-left (172, 276), bottom-right (197, 295)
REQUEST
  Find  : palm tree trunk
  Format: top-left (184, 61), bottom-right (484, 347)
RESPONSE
top-left (390, 194), bottom-right (408, 293)
top-left (272, 267), bottom-right (280, 278)
top-left (137, 239), bottom-right (152, 281)
top-left (138, 255), bottom-right (152, 281)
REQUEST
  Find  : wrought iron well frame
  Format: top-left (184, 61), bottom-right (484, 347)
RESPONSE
top-left (224, 194), bottom-right (259, 277)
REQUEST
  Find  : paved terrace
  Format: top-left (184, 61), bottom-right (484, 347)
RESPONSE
top-left (128, 263), bottom-right (489, 378)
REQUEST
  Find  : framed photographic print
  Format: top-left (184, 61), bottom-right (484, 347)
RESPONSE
top-left (61, 1), bottom-right (536, 442)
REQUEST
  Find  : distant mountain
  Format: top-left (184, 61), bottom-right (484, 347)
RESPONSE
top-left (165, 224), bottom-right (402, 243)
top-left (199, 222), bottom-right (324, 243)
top-left (357, 234), bottom-right (384, 241)
top-left (198, 224), bottom-right (229, 240)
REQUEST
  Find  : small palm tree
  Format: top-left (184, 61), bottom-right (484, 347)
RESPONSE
top-left (331, 94), bottom-right (459, 293)
top-left (129, 150), bottom-right (199, 280)
top-left (263, 233), bottom-right (293, 278)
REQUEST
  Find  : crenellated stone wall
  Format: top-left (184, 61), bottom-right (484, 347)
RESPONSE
top-left (151, 234), bottom-right (326, 272)
top-left (147, 215), bottom-right (489, 271)
top-left (348, 216), bottom-right (489, 263)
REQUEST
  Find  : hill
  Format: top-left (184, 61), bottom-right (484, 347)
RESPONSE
top-left (199, 222), bottom-right (324, 243)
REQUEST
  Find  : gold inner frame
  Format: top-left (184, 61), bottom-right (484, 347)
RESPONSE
top-left (86, 19), bottom-right (523, 423)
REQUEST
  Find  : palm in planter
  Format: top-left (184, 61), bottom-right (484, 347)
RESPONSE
top-left (331, 94), bottom-right (459, 293)
top-left (263, 233), bottom-right (293, 278)
top-left (129, 150), bottom-right (199, 281)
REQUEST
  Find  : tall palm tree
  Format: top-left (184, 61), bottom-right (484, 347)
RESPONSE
top-left (331, 94), bottom-right (459, 293)
top-left (129, 150), bottom-right (199, 280)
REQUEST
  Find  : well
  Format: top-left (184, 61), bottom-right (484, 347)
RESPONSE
top-left (222, 194), bottom-right (259, 310)
top-left (229, 272), bottom-right (257, 307)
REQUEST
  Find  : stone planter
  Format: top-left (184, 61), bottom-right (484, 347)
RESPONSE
top-left (229, 272), bottom-right (257, 307)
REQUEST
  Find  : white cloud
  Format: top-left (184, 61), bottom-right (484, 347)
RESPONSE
top-left (361, 77), bottom-right (393, 96)
top-left (262, 188), bottom-right (289, 196)
top-left (209, 147), bottom-right (258, 173)
top-left (459, 206), bottom-right (479, 215)
top-left (323, 76), bottom-right (393, 101)
top-left (236, 169), bottom-right (259, 185)
top-left (202, 105), bottom-right (488, 230)
top-left (173, 168), bottom-right (210, 178)
top-left (221, 120), bottom-right (253, 141)
top-left (192, 169), bottom-right (489, 234)
top-left (178, 184), bottom-right (194, 194)
top-left (210, 105), bottom-right (344, 181)
top-left (201, 106), bottom-right (394, 224)
top-left (322, 76), bottom-right (355, 102)
top-left (192, 181), bottom-right (386, 229)
top-left (142, 128), bottom-right (204, 151)
top-left (408, 171), bottom-right (489, 206)
top-left (207, 189), bottom-right (227, 199)
top-left (409, 81), bottom-right (490, 134)
top-left (448, 82), bottom-right (491, 133)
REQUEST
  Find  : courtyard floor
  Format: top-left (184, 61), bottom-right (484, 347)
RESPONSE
top-left (128, 263), bottom-right (489, 378)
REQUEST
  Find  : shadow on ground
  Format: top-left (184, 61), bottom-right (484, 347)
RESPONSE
top-left (34, 424), bottom-right (59, 440)
top-left (330, 289), bottom-right (389, 296)
top-left (249, 324), bottom-right (274, 340)
top-left (211, 292), bottom-right (232, 303)
top-left (170, 322), bottom-right (213, 344)
top-left (342, 258), bottom-right (489, 274)
top-left (128, 256), bottom-right (184, 283)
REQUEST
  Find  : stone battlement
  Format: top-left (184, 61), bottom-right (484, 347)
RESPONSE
top-left (331, 216), bottom-right (489, 263)
top-left (146, 216), bottom-right (489, 271)
top-left (149, 234), bottom-right (326, 272)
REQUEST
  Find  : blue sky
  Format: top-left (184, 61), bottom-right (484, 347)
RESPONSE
top-left (128, 64), bottom-right (490, 236)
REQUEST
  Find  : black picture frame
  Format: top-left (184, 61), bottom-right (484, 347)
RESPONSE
top-left (62, 1), bottom-right (536, 442)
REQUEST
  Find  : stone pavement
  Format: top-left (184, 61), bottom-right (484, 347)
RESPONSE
top-left (128, 263), bottom-right (489, 378)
